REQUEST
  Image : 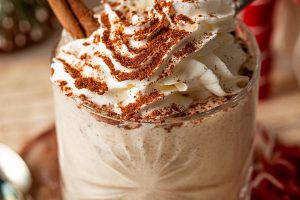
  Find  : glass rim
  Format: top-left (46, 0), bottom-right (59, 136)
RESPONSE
top-left (55, 19), bottom-right (261, 125)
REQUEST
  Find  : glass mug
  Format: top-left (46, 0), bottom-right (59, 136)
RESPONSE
top-left (52, 20), bottom-right (260, 200)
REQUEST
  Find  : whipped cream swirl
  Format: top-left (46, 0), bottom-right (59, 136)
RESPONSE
top-left (51, 0), bottom-right (250, 120)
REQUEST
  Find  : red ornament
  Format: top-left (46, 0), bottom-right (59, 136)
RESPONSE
top-left (239, 0), bottom-right (278, 100)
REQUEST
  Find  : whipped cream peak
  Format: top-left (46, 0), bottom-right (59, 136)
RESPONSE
top-left (51, 0), bottom-right (252, 121)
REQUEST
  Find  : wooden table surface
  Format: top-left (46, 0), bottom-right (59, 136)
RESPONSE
top-left (0, 35), bottom-right (300, 153)
top-left (0, 37), bottom-right (56, 152)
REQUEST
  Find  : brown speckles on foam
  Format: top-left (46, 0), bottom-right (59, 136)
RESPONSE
top-left (57, 58), bottom-right (108, 95)
top-left (50, 68), bottom-right (55, 76)
top-left (75, 77), bottom-right (108, 95)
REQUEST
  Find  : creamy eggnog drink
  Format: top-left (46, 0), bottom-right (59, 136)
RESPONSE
top-left (50, 0), bottom-right (260, 199)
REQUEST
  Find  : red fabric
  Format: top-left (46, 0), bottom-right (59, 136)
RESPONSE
top-left (261, 54), bottom-right (272, 76)
top-left (254, 25), bottom-right (273, 51)
top-left (240, 0), bottom-right (278, 99)
top-left (252, 145), bottom-right (300, 200)
top-left (259, 80), bottom-right (271, 100)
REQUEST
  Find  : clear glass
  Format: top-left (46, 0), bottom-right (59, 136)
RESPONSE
top-left (53, 20), bottom-right (260, 200)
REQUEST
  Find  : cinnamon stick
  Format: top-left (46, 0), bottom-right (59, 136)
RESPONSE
top-left (48, 0), bottom-right (99, 39)
top-left (66, 0), bottom-right (99, 37)
top-left (48, 0), bottom-right (84, 39)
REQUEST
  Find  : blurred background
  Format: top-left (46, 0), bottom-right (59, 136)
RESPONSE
top-left (0, 0), bottom-right (300, 199)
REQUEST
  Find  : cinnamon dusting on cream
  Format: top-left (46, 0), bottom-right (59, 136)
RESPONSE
top-left (51, 0), bottom-right (253, 122)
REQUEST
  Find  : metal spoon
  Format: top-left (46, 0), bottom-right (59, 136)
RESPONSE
top-left (0, 179), bottom-right (25, 200)
top-left (234, 0), bottom-right (255, 14)
top-left (0, 144), bottom-right (32, 196)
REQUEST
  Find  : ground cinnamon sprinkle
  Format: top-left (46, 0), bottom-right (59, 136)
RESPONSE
top-left (175, 14), bottom-right (195, 24)
top-left (83, 3), bottom-right (192, 82)
top-left (79, 94), bottom-right (119, 118)
top-left (80, 53), bottom-right (87, 59)
top-left (121, 92), bottom-right (164, 118)
top-left (145, 103), bottom-right (182, 120)
top-left (129, 18), bottom-right (163, 41)
top-left (182, 0), bottom-right (196, 2)
top-left (110, 2), bottom-right (120, 7)
top-left (96, 26), bottom-right (188, 81)
top-left (59, 81), bottom-right (67, 87)
top-left (93, 34), bottom-right (101, 43)
top-left (57, 58), bottom-right (108, 95)
top-left (99, 7), bottom-right (188, 74)
top-left (58, 58), bottom-right (80, 79)
top-left (161, 42), bottom-right (196, 78)
top-left (101, 12), bottom-right (111, 29)
top-left (52, 1), bottom-right (238, 123)
top-left (75, 77), bottom-right (108, 95)
top-left (119, 28), bottom-right (187, 68)
top-left (174, 42), bottom-right (197, 58)
top-left (50, 68), bottom-right (55, 76)
top-left (159, 32), bottom-right (216, 79)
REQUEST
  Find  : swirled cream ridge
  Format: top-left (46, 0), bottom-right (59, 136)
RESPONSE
top-left (51, 0), bottom-right (251, 121)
